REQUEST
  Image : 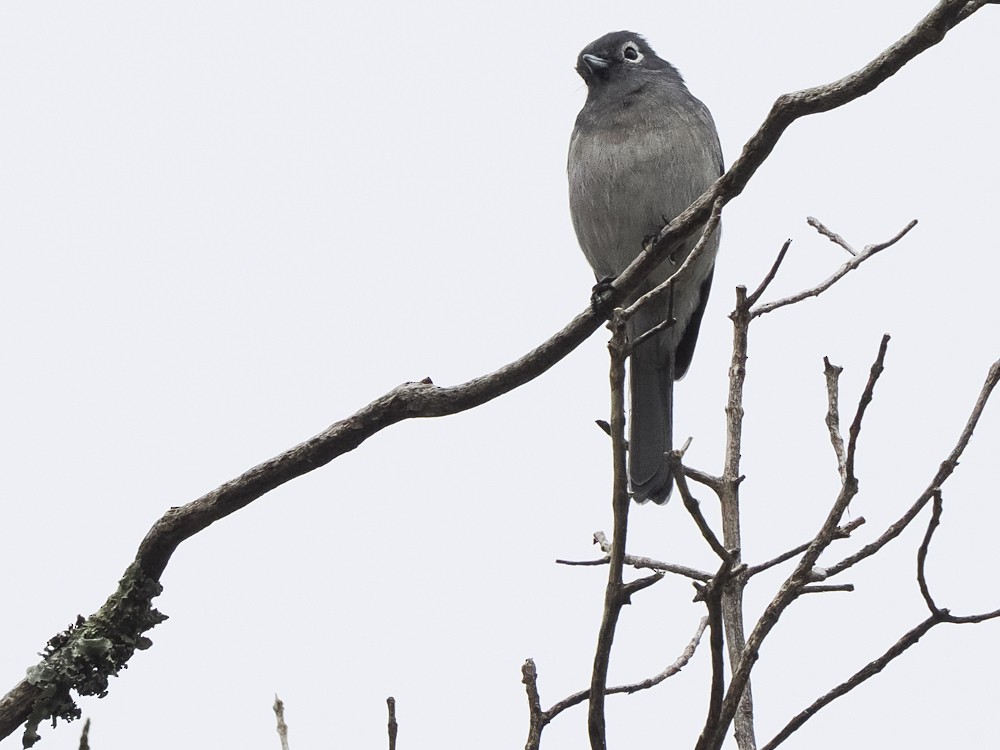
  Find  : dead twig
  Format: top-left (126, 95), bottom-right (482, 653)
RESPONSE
top-left (587, 310), bottom-right (632, 750)
top-left (807, 216), bottom-right (857, 256)
top-left (522, 616), bottom-right (709, 749)
top-left (702, 337), bottom-right (891, 750)
top-left (569, 532), bottom-right (711, 581)
top-left (745, 518), bottom-right (865, 579)
top-left (387, 697), bottom-right (398, 750)
top-left (672, 456), bottom-right (730, 561)
top-left (760, 616), bottom-right (940, 750)
top-left (823, 357), bottom-right (848, 482)
top-left (764, 425), bottom-right (1000, 749)
top-left (751, 220), bottom-right (917, 318)
top-left (273, 695), bottom-right (290, 750)
top-left (624, 198), bottom-right (725, 330)
top-left (826, 360), bottom-right (1000, 578)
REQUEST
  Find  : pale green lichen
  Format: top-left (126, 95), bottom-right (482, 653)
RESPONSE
top-left (22, 563), bottom-right (168, 747)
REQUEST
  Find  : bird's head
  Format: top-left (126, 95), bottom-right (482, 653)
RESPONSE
top-left (575, 31), bottom-right (681, 87)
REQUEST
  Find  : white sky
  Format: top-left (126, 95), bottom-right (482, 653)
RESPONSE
top-left (2, 2), bottom-right (998, 749)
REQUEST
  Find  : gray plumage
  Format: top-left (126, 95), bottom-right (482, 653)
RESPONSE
top-left (568, 31), bottom-right (723, 504)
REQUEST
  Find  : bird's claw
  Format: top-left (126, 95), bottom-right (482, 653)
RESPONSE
top-left (590, 276), bottom-right (615, 312)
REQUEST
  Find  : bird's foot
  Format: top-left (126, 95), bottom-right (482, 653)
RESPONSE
top-left (590, 276), bottom-right (615, 312)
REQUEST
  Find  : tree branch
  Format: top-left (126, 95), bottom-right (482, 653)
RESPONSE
top-left (751, 220), bottom-right (917, 318)
top-left (760, 616), bottom-right (940, 750)
top-left (587, 310), bottom-right (632, 750)
top-left (823, 357), bottom-right (849, 482)
top-left (1, 1), bottom-right (993, 742)
top-left (702, 337), bottom-right (892, 750)
top-left (522, 617), bottom-right (709, 747)
top-left (273, 695), bottom-right (290, 750)
top-left (825, 359), bottom-right (1000, 578)
top-left (578, 531), bottom-right (712, 581)
top-left (744, 518), bottom-right (865, 579)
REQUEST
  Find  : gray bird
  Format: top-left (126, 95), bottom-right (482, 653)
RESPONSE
top-left (568, 31), bottom-right (723, 504)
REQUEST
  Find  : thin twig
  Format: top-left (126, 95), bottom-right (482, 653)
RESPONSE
top-left (760, 616), bottom-right (940, 750)
top-left (913, 488), bottom-right (1000, 626)
top-left (683, 465), bottom-right (725, 494)
top-left (807, 216), bottom-right (857, 256)
top-left (946, 606), bottom-right (1000, 624)
top-left (823, 357), bottom-right (848, 482)
top-left (387, 697), bottom-right (398, 750)
top-left (844, 335), bottom-right (890, 477)
top-left (751, 220), bottom-right (917, 318)
top-left (745, 518), bottom-right (865, 578)
top-left (588, 531), bottom-right (712, 581)
top-left (800, 584), bottom-right (855, 594)
top-left (606, 616), bottom-right (709, 695)
top-left (764, 438), bottom-right (1000, 749)
top-left (624, 198), bottom-right (725, 325)
top-left (745, 239), bottom-right (792, 307)
top-left (726, 346), bottom-right (1000, 750)
top-left (673, 457), bottom-right (730, 560)
top-left (535, 616), bottom-right (710, 724)
top-left (77, 719), bottom-right (90, 750)
top-left (555, 558), bottom-right (608, 567)
top-left (916, 491), bottom-right (945, 614)
top-left (621, 572), bottom-right (666, 600)
top-left (826, 360), bottom-right (1000, 578)
top-left (273, 695), bottom-right (290, 750)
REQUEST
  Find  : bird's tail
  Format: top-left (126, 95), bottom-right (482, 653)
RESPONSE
top-left (627, 340), bottom-right (674, 504)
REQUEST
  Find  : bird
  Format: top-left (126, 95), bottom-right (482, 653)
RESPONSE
top-left (568, 31), bottom-right (723, 504)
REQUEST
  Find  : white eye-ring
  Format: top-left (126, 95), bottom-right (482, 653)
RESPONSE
top-left (622, 41), bottom-right (642, 63)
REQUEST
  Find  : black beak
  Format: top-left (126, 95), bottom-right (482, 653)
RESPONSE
top-left (580, 53), bottom-right (610, 72)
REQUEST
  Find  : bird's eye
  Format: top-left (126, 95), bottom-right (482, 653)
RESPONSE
top-left (622, 42), bottom-right (642, 62)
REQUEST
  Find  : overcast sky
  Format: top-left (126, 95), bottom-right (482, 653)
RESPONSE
top-left (2, 2), bottom-right (998, 749)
